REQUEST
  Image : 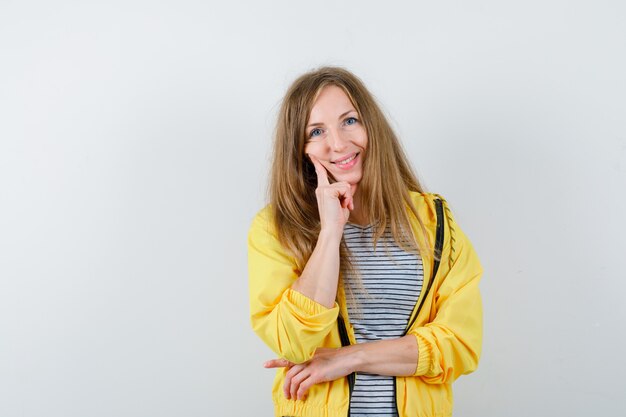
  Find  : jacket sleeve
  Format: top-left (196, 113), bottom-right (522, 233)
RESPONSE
top-left (248, 208), bottom-right (340, 364)
top-left (409, 200), bottom-right (483, 384)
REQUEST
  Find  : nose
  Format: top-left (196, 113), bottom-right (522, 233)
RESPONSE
top-left (326, 128), bottom-right (348, 152)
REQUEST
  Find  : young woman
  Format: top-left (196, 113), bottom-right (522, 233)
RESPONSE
top-left (248, 67), bottom-right (483, 417)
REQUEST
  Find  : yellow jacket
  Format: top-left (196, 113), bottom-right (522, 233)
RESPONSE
top-left (248, 192), bottom-right (483, 417)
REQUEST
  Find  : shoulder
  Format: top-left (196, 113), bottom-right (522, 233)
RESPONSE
top-left (248, 204), bottom-right (299, 268)
top-left (408, 191), bottom-right (449, 227)
top-left (408, 191), bottom-right (466, 266)
top-left (248, 204), bottom-right (277, 239)
top-left (250, 204), bottom-right (273, 226)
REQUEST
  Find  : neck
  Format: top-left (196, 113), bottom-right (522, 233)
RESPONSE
top-left (348, 190), bottom-right (369, 226)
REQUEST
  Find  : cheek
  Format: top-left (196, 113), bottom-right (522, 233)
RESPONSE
top-left (349, 127), bottom-right (368, 149)
top-left (304, 142), bottom-right (324, 159)
top-left (359, 129), bottom-right (368, 149)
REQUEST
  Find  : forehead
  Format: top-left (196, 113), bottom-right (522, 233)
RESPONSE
top-left (308, 85), bottom-right (356, 121)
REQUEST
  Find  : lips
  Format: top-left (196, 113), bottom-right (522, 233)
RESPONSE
top-left (330, 152), bottom-right (360, 170)
top-left (331, 152), bottom-right (359, 165)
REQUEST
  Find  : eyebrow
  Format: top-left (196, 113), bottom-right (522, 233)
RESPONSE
top-left (307, 110), bottom-right (357, 128)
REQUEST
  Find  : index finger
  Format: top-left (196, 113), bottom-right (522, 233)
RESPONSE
top-left (264, 358), bottom-right (292, 368)
top-left (308, 154), bottom-right (330, 186)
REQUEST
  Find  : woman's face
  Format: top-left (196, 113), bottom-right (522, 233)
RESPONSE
top-left (304, 85), bottom-right (368, 190)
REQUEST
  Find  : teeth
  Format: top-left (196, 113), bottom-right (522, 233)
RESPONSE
top-left (337, 154), bottom-right (357, 165)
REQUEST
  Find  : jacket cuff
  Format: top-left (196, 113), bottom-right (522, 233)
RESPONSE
top-left (283, 288), bottom-right (340, 320)
top-left (414, 333), bottom-right (432, 376)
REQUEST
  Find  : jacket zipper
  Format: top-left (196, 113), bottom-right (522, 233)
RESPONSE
top-left (394, 197), bottom-right (445, 416)
top-left (337, 315), bottom-right (355, 415)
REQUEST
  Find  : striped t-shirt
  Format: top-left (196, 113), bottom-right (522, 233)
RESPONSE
top-left (342, 222), bottom-right (423, 417)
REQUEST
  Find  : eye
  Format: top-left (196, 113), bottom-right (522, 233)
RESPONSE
top-left (344, 117), bottom-right (358, 126)
top-left (309, 128), bottom-right (323, 138)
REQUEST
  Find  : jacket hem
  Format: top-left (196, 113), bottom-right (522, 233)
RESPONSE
top-left (274, 403), bottom-right (347, 417)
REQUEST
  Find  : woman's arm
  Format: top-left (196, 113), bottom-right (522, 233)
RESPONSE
top-left (248, 209), bottom-right (341, 365)
top-left (291, 155), bottom-right (353, 308)
top-left (290, 229), bottom-right (342, 309)
top-left (407, 216), bottom-right (483, 383)
top-left (347, 334), bottom-right (418, 376)
top-left (249, 156), bottom-right (354, 363)
top-left (265, 336), bottom-right (418, 400)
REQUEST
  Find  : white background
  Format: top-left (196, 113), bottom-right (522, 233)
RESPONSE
top-left (1, 1), bottom-right (625, 416)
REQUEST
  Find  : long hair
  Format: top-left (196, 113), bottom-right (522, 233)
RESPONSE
top-left (269, 66), bottom-right (433, 284)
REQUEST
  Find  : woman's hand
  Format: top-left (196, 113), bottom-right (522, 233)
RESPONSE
top-left (264, 347), bottom-right (356, 400)
top-left (309, 155), bottom-right (354, 239)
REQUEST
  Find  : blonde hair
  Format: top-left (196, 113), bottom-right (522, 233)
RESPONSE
top-left (269, 67), bottom-right (433, 300)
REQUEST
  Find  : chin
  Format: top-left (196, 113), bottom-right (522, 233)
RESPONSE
top-left (334, 173), bottom-right (362, 185)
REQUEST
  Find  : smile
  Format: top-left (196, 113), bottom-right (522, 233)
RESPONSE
top-left (331, 152), bottom-right (360, 169)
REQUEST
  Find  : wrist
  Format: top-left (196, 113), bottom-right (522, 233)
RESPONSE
top-left (318, 228), bottom-right (343, 245)
top-left (343, 344), bottom-right (366, 374)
